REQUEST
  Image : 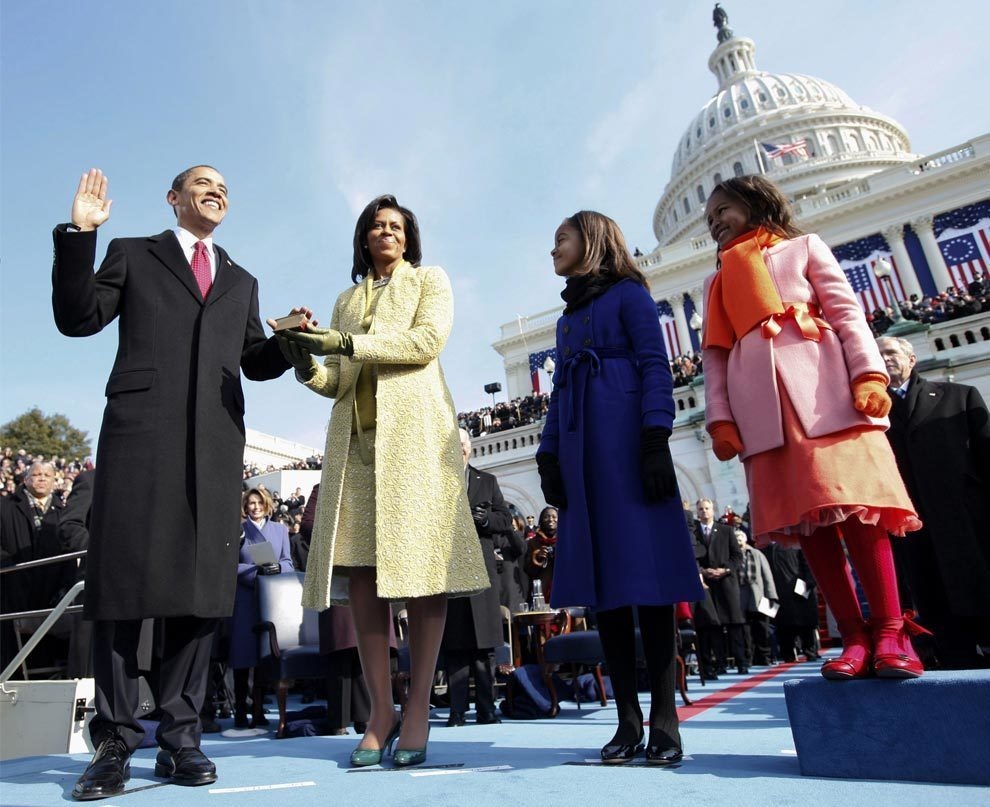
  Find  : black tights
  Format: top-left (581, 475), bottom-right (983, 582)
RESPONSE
top-left (596, 605), bottom-right (680, 750)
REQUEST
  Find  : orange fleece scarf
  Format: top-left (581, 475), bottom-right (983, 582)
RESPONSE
top-left (702, 226), bottom-right (785, 350)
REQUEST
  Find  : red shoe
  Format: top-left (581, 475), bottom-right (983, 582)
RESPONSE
top-left (821, 621), bottom-right (872, 680)
top-left (872, 615), bottom-right (927, 679)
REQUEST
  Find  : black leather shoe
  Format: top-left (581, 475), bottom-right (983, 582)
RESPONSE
top-left (600, 734), bottom-right (645, 764)
top-left (736, 666), bottom-right (750, 675)
top-left (476, 712), bottom-right (501, 725)
top-left (446, 712), bottom-right (466, 727)
top-left (154, 747), bottom-right (217, 786)
top-left (646, 745), bottom-right (683, 766)
top-left (72, 736), bottom-right (131, 801)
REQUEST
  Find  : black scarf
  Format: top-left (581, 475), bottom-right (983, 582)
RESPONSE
top-left (560, 269), bottom-right (620, 315)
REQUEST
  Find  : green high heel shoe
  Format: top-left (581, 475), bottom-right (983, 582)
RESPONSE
top-left (349, 716), bottom-right (402, 767)
top-left (393, 726), bottom-right (430, 768)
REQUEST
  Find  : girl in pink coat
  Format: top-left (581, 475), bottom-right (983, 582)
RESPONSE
top-left (701, 175), bottom-right (925, 680)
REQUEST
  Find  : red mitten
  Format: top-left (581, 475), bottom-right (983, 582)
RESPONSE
top-left (852, 372), bottom-right (891, 418)
top-left (709, 420), bottom-right (743, 461)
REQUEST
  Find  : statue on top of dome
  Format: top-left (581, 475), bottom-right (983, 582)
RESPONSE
top-left (713, 3), bottom-right (734, 43)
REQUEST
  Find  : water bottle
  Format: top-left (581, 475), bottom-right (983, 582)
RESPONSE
top-left (531, 579), bottom-right (546, 611)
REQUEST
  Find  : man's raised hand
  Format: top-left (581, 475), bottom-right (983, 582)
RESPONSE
top-left (71, 169), bottom-right (112, 231)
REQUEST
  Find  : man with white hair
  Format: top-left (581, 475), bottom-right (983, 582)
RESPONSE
top-left (877, 336), bottom-right (990, 668)
top-left (0, 461), bottom-right (71, 669)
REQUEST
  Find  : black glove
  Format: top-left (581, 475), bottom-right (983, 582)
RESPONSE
top-left (472, 503), bottom-right (490, 528)
top-left (641, 426), bottom-right (677, 503)
top-left (536, 452), bottom-right (567, 509)
top-left (258, 562), bottom-right (281, 576)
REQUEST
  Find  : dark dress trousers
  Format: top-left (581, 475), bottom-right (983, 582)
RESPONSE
top-left (51, 225), bottom-right (289, 752)
top-left (441, 464), bottom-right (512, 717)
top-left (886, 372), bottom-right (990, 667)
top-left (0, 487), bottom-right (70, 670)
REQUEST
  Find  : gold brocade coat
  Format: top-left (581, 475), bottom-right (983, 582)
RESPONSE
top-left (300, 263), bottom-right (488, 608)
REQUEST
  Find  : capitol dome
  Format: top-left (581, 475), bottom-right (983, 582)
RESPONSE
top-left (653, 10), bottom-right (915, 246)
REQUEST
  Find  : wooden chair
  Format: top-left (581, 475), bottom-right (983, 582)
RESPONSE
top-left (540, 608), bottom-right (608, 715)
top-left (254, 573), bottom-right (325, 737)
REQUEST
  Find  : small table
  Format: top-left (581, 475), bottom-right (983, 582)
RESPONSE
top-left (510, 609), bottom-right (569, 716)
top-left (510, 610), bottom-right (563, 668)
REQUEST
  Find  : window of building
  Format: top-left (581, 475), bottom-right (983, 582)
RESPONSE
top-left (733, 161), bottom-right (744, 177)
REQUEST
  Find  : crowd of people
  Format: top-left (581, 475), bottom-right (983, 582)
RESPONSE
top-left (457, 394), bottom-right (550, 437)
top-left (242, 455), bottom-right (322, 479)
top-left (0, 447), bottom-right (92, 502)
top-left (671, 352), bottom-right (703, 387)
top-left (867, 274), bottom-right (990, 335)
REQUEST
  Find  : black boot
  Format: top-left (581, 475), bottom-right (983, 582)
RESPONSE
top-left (596, 606), bottom-right (644, 764)
top-left (638, 605), bottom-right (684, 765)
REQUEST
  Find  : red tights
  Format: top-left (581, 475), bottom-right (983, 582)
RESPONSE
top-left (797, 519), bottom-right (900, 628)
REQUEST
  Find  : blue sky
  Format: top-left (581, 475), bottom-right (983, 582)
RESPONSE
top-left (2, 0), bottom-right (987, 454)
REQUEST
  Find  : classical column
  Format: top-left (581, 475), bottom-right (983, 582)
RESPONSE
top-left (882, 224), bottom-right (923, 300)
top-left (670, 293), bottom-right (692, 359)
top-left (911, 215), bottom-right (953, 293)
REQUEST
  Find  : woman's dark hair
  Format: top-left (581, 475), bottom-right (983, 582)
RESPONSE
top-left (564, 210), bottom-right (649, 289)
top-left (351, 194), bottom-right (422, 283)
top-left (709, 175), bottom-right (803, 240)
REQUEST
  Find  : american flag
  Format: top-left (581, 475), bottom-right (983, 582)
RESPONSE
top-left (935, 200), bottom-right (990, 290)
top-left (528, 348), bottom-right (556, 394)
top-left (656, 300), bottom-right (680, 360)
top-left (833, 234), bottom-right (906, 312)
top-left (761, 139), bottom-right (810, 160)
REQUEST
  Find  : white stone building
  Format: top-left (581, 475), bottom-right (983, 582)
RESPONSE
top-left (477, 11), bottom-right (990, 519)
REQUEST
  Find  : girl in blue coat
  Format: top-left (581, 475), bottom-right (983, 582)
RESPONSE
top-left (537, 211), bottom-right (703, 765)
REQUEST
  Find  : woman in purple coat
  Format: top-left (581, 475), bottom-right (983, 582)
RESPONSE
top-left (230, 487), bottom-right (294, 727)
top-left (537, 211), bottom-right (703, 765)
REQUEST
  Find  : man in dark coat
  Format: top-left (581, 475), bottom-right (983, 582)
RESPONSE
top-left (763, 543), bottom-right (820, 662)
top-left (692, 498), bottom-right (747, 675)
top-left (878, 336), bottom-right (990, 668)
top-left (441, 429), bottom-right (513, 725)
top-left (0, 461), bottom-right (71, 672)
top-left (52, 167), bottom-right (291, 800)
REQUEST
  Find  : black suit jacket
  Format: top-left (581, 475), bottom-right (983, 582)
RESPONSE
top-left (693, 521), bottom-right (744, 625)
top-left (51, 226), bottom-right (289, 620)
top-left (886, 371), bottom-right (990, 616)
top-left (441, 465), bottom-right (511, 650)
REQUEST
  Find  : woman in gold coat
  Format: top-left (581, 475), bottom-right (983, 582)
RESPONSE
top-left (273, 195), bottom-right (486, 768)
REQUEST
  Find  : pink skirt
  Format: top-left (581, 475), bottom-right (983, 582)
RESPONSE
top-left (746, 385), bottom-right (921, 547)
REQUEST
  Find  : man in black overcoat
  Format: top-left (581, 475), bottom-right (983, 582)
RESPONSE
top-left (878, 336), bottom-right (990, 668)
top-left (441, 429), bottom-right (513, 725)
top-left (52, 167), bottom-right (292, 799)
top-left (692, 498), bottom-right (747, 675)
top-left (0, 461), bottom-right (71, 672)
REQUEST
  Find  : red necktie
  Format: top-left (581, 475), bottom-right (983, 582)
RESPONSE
top-left (191, 241), bottom-right (213, 299)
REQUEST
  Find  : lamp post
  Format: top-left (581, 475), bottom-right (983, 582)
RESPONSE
top-left (542, 356), bottom-right (555, 390)
top-left (872, 257), bottom-right (927, 336)
top-left (688, 311), bottom-right (704, 386)
top-left (689, 310), bottom-right (703, 340)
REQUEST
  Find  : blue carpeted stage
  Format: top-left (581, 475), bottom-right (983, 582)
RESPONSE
top-left (1, 656), bottom-right (987, 806)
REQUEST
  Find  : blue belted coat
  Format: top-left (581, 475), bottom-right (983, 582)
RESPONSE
top-left (538, 279), bottom-right (704, 612)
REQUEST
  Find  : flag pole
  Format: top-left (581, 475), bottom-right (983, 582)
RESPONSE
top-left (754, 139), bottom-right (766, 174)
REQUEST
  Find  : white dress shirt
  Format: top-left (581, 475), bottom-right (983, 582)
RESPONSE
top-left (174, 227), bottom-right (216, 281)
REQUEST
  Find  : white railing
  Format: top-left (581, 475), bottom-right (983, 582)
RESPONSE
top-left (925, 310), bottom-right (990, 354)
top-left (468, 421), bottom-right (544, 467)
